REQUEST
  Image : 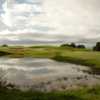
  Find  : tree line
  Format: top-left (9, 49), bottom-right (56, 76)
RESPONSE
top-left (61, 42), bottom-right (100, 51)
top-left (1, 42), bottom-right (100, 51)
top-left (61, 43), bottom-right (85, 49)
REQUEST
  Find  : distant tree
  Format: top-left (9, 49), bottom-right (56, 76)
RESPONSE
top-left (61, 43), bottom-right (76, 48)
top-left (93, 42), bottom-right (100, 51)
top-left (93, 46), bottom-right (96, 51)
top-left (2, 44), bottom-right (8, 47)
top-left (70, 43), bottom-right (76, 48)
top-left (61, 43), bottom-right (70, 47)
top-left (77, 45), bottom-right (85, 49)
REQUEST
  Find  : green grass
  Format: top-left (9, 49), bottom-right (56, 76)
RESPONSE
top-left (0, 86), bottom-right (100, 100)
top-left (53, 50), bottom-right (100, 73)
top-left (0, 46), bottom-right (100, 99)
top-left (0, 46), bottom-right (100, 72)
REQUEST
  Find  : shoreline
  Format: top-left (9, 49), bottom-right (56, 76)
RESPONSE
top-left (52, 55), bottom-right (100, 75)
top-left (0, 57), bottom-right (99, 92)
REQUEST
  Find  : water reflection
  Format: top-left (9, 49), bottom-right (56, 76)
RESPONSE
top-left (0, 57), bottom-right (95, 87)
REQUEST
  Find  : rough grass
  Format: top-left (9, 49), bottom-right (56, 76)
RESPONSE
top-left (0, 46), bottom-right (100, 99)
top-left (0, 46), bottom-right (100, 72)
top-left (0, 86), bottom-right (100, 100)
top-left (53, 50), bottom-right (100, 73)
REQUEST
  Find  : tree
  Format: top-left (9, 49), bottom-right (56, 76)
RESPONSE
top-left (77, 45), bottom-right (85, 49)
top-left (93, 42), bottom-right (100, 51)
top-left (70, 43), bottom-right (76, 48)
top-left (2, 44), bottom-right (8, 47)
top-left (61, 44), bottom-right (70, 47)
top-left (61, 43), bottom-right (76, 48)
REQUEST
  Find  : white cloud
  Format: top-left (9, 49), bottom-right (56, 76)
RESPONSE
top-left (0, 0), bottom-right (100, 45)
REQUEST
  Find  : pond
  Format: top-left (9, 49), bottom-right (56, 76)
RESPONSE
top-left (0, 57), bottom-right (100, 90)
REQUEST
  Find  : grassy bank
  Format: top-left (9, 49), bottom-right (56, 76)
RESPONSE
top-left (0, 46), bottom-right (100, 99)
top-left (0, 46), bottom-right (100, 72)
top-left (53, 50), bottom-right (100, 74)
top-left (0, 86), bottom-right (100, 100)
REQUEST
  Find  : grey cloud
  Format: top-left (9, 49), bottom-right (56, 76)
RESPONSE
top-left (0, 38), bottom-right (64, 45)
top-left (16, 0), bottom-right (42, 5)
top-left (0, 0), bottom-right (100, 46)
top-left (0, 20), bottom-right (8, 31)
top-left (0, 0), bottom-right (5, 14)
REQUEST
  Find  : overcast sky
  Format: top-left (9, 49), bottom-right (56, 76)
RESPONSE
top-left (0, 0), bottom-right (100, 45)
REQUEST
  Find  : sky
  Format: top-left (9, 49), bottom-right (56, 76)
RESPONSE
top-left (0, 0), bottom-right (100, 46)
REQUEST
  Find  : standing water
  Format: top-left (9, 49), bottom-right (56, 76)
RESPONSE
top-left (0, 57), bottom-right (100, 91)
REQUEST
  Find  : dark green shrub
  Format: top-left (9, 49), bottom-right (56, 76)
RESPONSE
top-left (93, 42), bottom-right (100, 51)
top-left (2, 44), bottom-right (8, 47)
top-left (77, 45), bottom-right (85, 49)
